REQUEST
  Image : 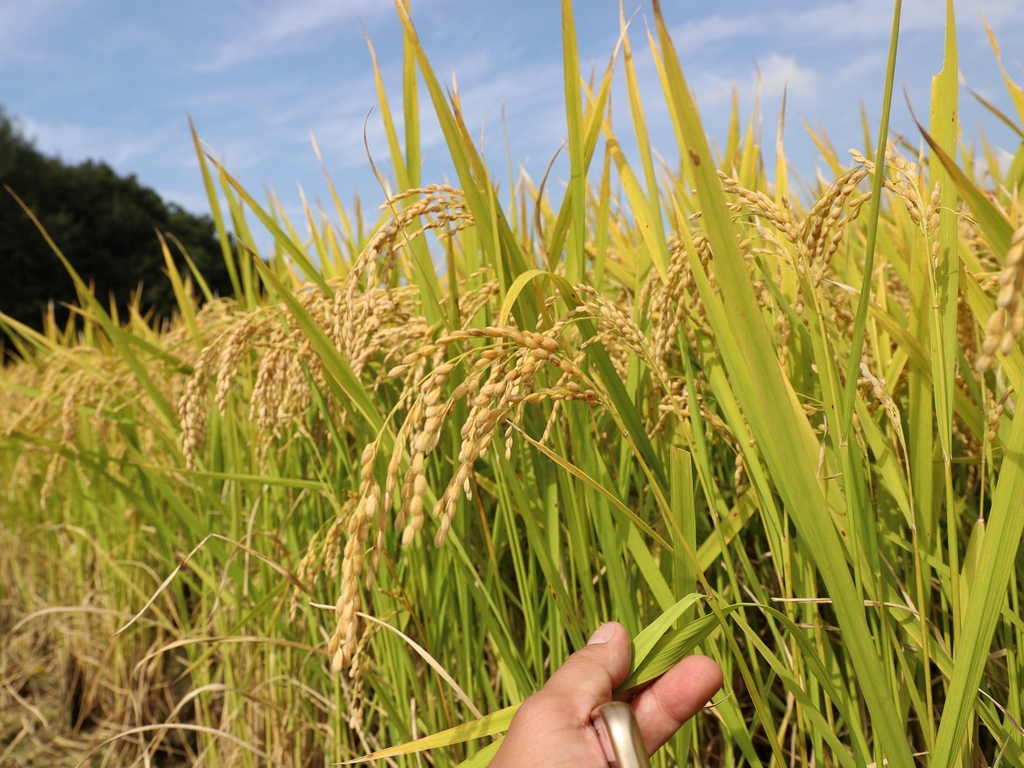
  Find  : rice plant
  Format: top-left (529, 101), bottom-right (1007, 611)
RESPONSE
top-left (2, 1), bottom-right (1024, 767)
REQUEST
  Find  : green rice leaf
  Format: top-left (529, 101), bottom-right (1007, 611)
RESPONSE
top-left (649, 3), bottom-right (915, 764)
top-left (190, 118), bottom-right (242, 302)
top-left (630, 592), bottom-right (703, 670)
top-left (619, 610), bottom-right (729, 690)
top-left (932, 397), bottom-right (1024, 764)
top-left (209, 159), bottom-right (333, 297)
top-left (560, 0), bottom-right (586, 283)
top-left (913, 114), bottom-right (1013, 260)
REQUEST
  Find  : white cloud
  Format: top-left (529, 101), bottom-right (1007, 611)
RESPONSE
top-left (696, 55), bottom-right (819, 108)
top-left (757, 54), bottom-right (819, 100)
top-left (203, 0), bottom-right (412, 70)
top-left (671, 0), bottom-right (1024, 49)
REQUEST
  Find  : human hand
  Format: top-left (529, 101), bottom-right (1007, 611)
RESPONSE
top-left (490, 621), bottom-right (722, 767)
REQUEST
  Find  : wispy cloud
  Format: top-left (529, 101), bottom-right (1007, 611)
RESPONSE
top-left (20, 117), bottom-right (169, 168)
top-left (693, 55), bottom-right (819, 110)
top-left (671, 0), bottom-right (1024, 50)
top-left (5, 0), bottom-right (1019, 219)
top-left (0, 0), bottom-right (87, 65)
top-left (203, 0), bottom-right (408, 70)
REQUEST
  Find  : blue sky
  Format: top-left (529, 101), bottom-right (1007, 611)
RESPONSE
top-left (2, 0), bottom-right (1022, 228)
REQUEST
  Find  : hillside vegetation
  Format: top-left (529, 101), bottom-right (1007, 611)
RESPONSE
top-left (0, 107), bottom-right (234, 355)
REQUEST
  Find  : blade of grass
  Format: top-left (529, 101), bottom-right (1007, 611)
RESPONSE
top-left (840, 0), bottom-right (904, 435)
top-left (922, 5), bottom-right (959, 747)
top-left (156, 232), bottom-right (202, 354)
top-left (649, 3), bottom-right (914, 763)
top-left (509, 423), bottom-right (669, 550)
top-left (190, 118), bottom-right (242, 302)
top-left (932, 387), bottom-right (1024, 765)
top-left (210, 158), bottom-right (333, 297)
top-left (619, 3), bottom-right (670, 282)
top-left (561, 0), bottom-right (586, 283)
top-left (913, 112), bottom-right (1014, 259)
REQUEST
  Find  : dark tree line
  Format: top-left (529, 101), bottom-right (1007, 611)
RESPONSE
top-left (1, 106), bottom-right (235, 355)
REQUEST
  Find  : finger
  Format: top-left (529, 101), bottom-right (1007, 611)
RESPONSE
top-left (490, 622), bottom-right (633, 768)
top-left (537, 621), bottom-right (632, 722)
top-left (629, 654), bottom-right (723, 753)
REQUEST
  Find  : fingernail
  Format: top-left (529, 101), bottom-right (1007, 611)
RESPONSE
top-left (588, 622), bottom-right (616, 645)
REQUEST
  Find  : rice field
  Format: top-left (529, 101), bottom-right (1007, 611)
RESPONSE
top-left (2, 1), bottom-right (1024, 766)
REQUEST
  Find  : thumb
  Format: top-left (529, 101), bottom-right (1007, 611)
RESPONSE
top-left (533, 622), bottom-right (632, 720)
top-left (489, 623), bottom-right (633, 768)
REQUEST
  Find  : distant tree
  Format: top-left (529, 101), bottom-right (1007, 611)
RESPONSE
top-left (0, 106), bottom-right (234, 355)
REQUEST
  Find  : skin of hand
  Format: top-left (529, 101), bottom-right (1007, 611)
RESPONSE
top-left (490, 621), bottom-right (723, 768)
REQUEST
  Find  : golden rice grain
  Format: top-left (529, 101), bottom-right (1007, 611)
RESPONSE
top-left (977, 225), bottom-right (1024, 372)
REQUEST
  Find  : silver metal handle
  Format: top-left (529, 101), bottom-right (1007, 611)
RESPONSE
top-left (592, 702), bottom-right (650, 768)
